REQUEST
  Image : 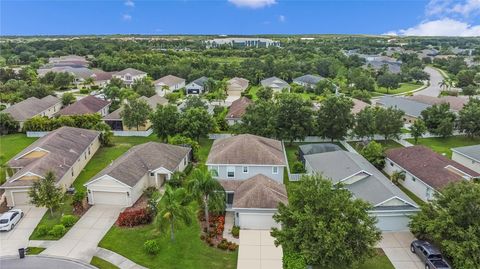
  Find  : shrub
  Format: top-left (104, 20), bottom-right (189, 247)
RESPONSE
top-left (231, 226), bottom-right (240, 238)
top-left (143, 187), bottom-right (158, 198)
top-left (227, 242), bottom-right (238, 251)
top-left (143, 240), bottom-right (160, 255)
top-left (283, 252), bottom-right (307, 269)
top-left (72, 190), bottom-right (85, 206)
top-left (36, 225), bottom-right (50, 237)
top-left (217, 239), bottom-right (229, 250)
top-left (292, 161), bottom-right (306, 173)
top-left (79, 88), bottom-right (90, 94)
top-left (49, 224), bottom-right (66, 237)
top-left (116, 208), bottom-right (152, 227)
top-left (61, 215), bottom-right (77, 227)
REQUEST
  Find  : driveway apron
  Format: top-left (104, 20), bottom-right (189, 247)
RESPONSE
top-left (378, 231), bottom-right (424, 269)
top-left (237, 230), bottom-right (282, 269)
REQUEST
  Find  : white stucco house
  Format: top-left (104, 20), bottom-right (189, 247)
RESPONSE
top-left (112, 68), bottom-right (147, 86)
top-left (84, 142), bottom-right (191, 207)
top-left (2, 95), bottom-right (61, 130)
top-left (185, 76), bottom-right (209, 95)
top-left (206, 134), bottom-right (288, 230)
top-left (154, 75), bottom-right (186, 96)
top-left (451, 145), bottom-right (480, 173)
top-left (385, 146), bottom-right (480, 202)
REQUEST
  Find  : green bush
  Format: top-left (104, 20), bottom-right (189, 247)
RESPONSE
top-left (143, 187), bottom-right (158, 198)
top-left (231, 226), bottom-right (240, 238)
top-left (283, 251), bottom-right (306, 269)
top-left (79, 88), bottom-right (90, 94)
top-left (61, 215), bottom-right (77, 227)
top-left (72, 190), bottom-right (85, 206)
top-left (292, 161), bottom-right (306, 173)
top-left (36, 225), bottom-right (50, 237)
top-left (49, 224), bottom-right (66, 237)
top-left (143, 240), bottom-right (160, 255)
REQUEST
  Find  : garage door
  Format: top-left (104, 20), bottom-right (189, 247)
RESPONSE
top-left (238, 212), bottom-right (280, 230)
top-left (376, 215), bottom-right (410, 231)
top-left (12, 191), bottom-right (30, 206)
top-left (92, 191), bottom-right (128, 206)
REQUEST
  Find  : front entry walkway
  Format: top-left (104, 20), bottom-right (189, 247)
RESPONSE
top-left (378, 231), bottom-right (423, 269)
top-left (237, 230), bottom-right (282, 269)
top-left (42, 205), bottom-right (123, 262)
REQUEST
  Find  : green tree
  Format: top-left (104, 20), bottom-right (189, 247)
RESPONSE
top-left (182, 95), bottom-right (207, 112)
top-left (409, 119), bottom-right (427, 144)
top-left (390, 171), bottom-right (405, 186)
top-left (458, 98), bottom-right (480, 137)
top-left (256, 86), bottom-right (273, 101)
top-left (93, 122), bottom-right (113, 146)
top-left (120, 98), bottom-right (152, 131)
top-left (168, 135), bottom-right (200, 161)
top-left (456, 69), bottom-right (476, 87)
top-left (53, 72), bottom-right (75, 90)
top-left (421, 103), bottom-right (456, 137)
top-left (360, 141), bottom-right (385, 169)
top-left (354, 106), bottom-right (377, 140)
top-left (132, 77), bottom-right (156, 97)
top-left (409, 181), bottom-right (480, 269)
top-left (275, 93), bottom-right (314, 144)
top-left (178, 107), bottom-right (214, 141)
top-left (240, 100), bottom-right (277, 138)
top-left (61, 92), bottom-right (76, 106)
top-left (156, 185), bottom-right (193, 242)
top-left (28, 171), bottom-right (64, 216)
top-left (272, 175), bottom-right (381, 268)
top-left (0, 113), bottom-right (19, 134)
top-left (187, 168), bottom-right (225, 233)
top-left (317, 95), bottom-right (354, 141)
top-left (377, 73), bottom-right (400, 93)
top-left (375, 107), bottom-right (404, 140)
top-left (150, 104), bottom-right (179, 141)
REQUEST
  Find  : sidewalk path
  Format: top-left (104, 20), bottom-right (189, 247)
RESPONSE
top-left (95, 247), bottom-right (147, 269)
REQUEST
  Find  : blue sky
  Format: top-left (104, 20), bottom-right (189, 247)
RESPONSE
top-left (1, 0), bottom-right (479, 36)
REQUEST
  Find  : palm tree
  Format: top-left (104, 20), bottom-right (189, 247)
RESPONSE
top-left (156, 185), bottom-right (193, 241)
top-left (188, 168), bottom-right (225, 233)
top-left (438, 79), bottom-right (447, 91)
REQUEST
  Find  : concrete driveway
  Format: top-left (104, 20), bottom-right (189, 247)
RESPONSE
top-left (378, 231), bottom-right (424, 269)
top-left (237, 230), bottom-right (282, 269)
top-left (0, 206), bottom-right (47, 257)
top-left (42, 205), bottom-right (123, 262)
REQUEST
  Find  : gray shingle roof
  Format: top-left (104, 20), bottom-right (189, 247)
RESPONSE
top-left (191, 76), bottom-right (209, 87)
top-left (2, 95), bottom-right (60, 122)
top-left (2, 127), bottom-right (100, 188)
top-left (114, 68), bottom-right (146, 76)
top-left (207, 134), bottom-right (286, 166)
top-left (299, 143), bottom-right (342, 156)
top-left (452, 145), bottom-right (480, 162)
top-left (57, 96), bottom-right (110, 116)
top-left (293, 74), bottom-right (324, 85)
top-left (304, 150), bottom-right (417, 208)
top-left (154, 75), bottom-right (185, 87)
top-left (227, 77), bottom-right (249, 92)
top-left (377, 96), bottom-right (430, 118)
top-left (86, 142), bottom-right (191, 187)
top-left (226, 97), bottom-right (252, 119)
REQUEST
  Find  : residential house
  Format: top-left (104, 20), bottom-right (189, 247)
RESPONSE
top-left (112, 68), bottom-right (147, 86)
top-left (37, 66), bottom-right (95, 85)
top-left (1, 127), bottom-right (100, 206)
top-left (304, 150), bottom-right (419, 231)
top-left (407, 95), bottom-right (469, 112)
top-left (57, 95), bottom-right (111, 117)
top-left (451, 145), bottom-right (480, 173)
top-left (225, 97), bottom-right (252, 126)
top-left (103, 95), bottom-right (167, 131)
top-left (48, 55), bottom-right (89, 67)
top-left (154, 75), bottom-right (186, 96)
top-left (91, 70), bottom-right (114, 87)
top-left (226, 77), bottom-right (249, 98)
top-left (298, 143), bottom-right (342, 163)
top-left (293, 74), bottom-right (323, 89)
top-left (206, 134), bottom-right (288, 229)
top-left (206, 38), bottom-right (280, 48)
top-left (261, 77), bottom-right (290, 92)
top-left (364, 60), bottom-right (402, 74)
top-left (186, 76), bottom-right (209, 95)
top-left (385, 146), bottom-right (480, 202)
top-left (376, 96), bottom-right (431, 123)
top-left (351, 98), bottom-right (370, 114)
top-left (84, 142), bottom-right (190, 206)
top-left (2, 95), bottom-right (61, 130)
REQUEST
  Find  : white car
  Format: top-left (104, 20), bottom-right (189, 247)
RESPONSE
top-left (0, 209), bottom-right (24, 231)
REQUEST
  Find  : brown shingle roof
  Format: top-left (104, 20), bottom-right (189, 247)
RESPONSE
top-left (154, 75), bottom-right (185, 87)
top-left (2, 95), bottom-right (60, 122)
top-left (114, 68), bottom-right (146, 76)
top-left (386, 146), bottom-right (480, 191)
top-left (86, 142), bottom-right (191, 187)
top-left (227, 77), bottom-right (249, 92)
top-left (57, 95), bottom-right (110, 116)
top-left (220, 174), bottom-right (287, 209)
top-left (2, 127), bottom-right (100, 188)
top-left (351, 98), bottom-right (370, 114)
top-left (407, 95), bottom-right (469, 111)
top-left (226, 97), bottom-right (252, 119)
top-left (207, 134), bottom-right (286, 166)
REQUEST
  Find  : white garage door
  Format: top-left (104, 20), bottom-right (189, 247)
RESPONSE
top-left (376, 215), bottom-right (410, 231)
top-left (92, 191), bottom-right (128, 206)
top-left (238, 212), bottom-right (279, 230)
top-left (12, 191), bottom-right (30, 206)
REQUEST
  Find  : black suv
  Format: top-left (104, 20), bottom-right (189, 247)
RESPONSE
top-left (410, 240), bottom-right (451, 269)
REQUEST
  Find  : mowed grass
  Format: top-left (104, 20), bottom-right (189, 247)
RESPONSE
top-left (90, 256), bottom-right (119, 269)
top-left (406, 136), bottom-right (480, 158)
top-left (375, 82), bottom-right (423, 95)
top-left (0, 134), bottom-right (37, 184)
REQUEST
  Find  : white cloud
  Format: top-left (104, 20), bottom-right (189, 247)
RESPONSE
top-left (388, 18), bottom-right (480, 36)
top-left (122, 14), bottom-right (132, 21)
top-left (228, 0), bottom-right (276, 9)
top-left (278, 15), bottom-right (285, 22)
top-left (426, 0), bottom-right (480, 16)
top-left (452, 0), bottom-right (480, 16)
top-left (125, 0), bottom-right (135, 7)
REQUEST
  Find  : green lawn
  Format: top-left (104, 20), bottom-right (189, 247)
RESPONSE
top-left (375, 82), bottom-right (423, 95)
top-left (0, 134), bottom-right (37, 184)
top-left (26, 247), bottom-right (45, 255)
top-left (349, 140), bottom-right (403, 153)
top-left (406, 136), bottom-right (480, 158)
top-left (90, 256), bottom-right (119, 269)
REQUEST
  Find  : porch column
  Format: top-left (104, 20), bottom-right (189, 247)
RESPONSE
top-left (155, 173), bottom-right (159, 188)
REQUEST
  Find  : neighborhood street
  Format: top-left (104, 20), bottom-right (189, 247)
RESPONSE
top-left (413, 66), bottom-right (444, 97)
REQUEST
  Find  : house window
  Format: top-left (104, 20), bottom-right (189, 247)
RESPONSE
top-left (390, 162), bottom-right (394, 167)
top-left (227, 166), bottom-right (235, 178)
top-left (150, 172), bottom-right (155, 176)
top-left (226, 192), bottom-right (234, 205)
top-left (272, 166), bottom-right (278, 174)
top-left (71, 169), bottom-right (74, 177)
top-left (242, 166), bottom-right (248, 173)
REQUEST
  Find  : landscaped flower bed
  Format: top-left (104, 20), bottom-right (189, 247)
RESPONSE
top-left (199, 213), bottom-right (237, 251)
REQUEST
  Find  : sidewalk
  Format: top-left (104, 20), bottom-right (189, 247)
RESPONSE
top-left (95, 247), bottom-right (147, 269)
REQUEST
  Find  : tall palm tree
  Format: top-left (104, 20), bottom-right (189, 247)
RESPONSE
top-left (156, 185), bottom-right (193, 241)
top-left (188, 168), bottom-right (226, 233)
top-left (438, 79), bottom-right (447, 90)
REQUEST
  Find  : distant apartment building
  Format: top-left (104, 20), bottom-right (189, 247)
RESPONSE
top-left (206, 37), bottom-right (280, 48)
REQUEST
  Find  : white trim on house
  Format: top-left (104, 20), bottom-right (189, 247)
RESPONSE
top-left (386, 157), bottom-right (438, 192)
top-left (90, 189), bottom-right (129, 205)
top-left (444, 164), bottom-right (477, 179)
top-left (339, 170), bottom-right (372, 183)
top-left (10, 190), bottom-right (30, 207)
top-left (374, 196), bottom-right (418, 208)
top-left (14, 147), bottom-right (50, 160)
top-left (206, 163), bottom-right (286, 167)
top-left (83, 174), bottom-right (132, 189)
top-left (151, 166), bottom-right (173, 175)
top-left (9, 171), bottom-right (45, 183)
top-left (451, 148), bottom-right (480, 163)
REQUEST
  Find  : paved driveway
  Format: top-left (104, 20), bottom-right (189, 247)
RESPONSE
top-left (0, 206), bottom-right (46, 257)
top-left (42, 205), bottom-right (123, 262)
top-left (378, 231), bottom-right (424, 269)
top-left (237, 230), bottom-right (282, 269)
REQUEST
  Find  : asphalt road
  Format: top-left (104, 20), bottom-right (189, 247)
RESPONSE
top-left (0, 256), bottom-right (95, 269)
top-left (413, 66), bottom-right (444, 97)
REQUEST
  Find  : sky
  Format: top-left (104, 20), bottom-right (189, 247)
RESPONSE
top-left (1, 0), bottom-right (480, 36)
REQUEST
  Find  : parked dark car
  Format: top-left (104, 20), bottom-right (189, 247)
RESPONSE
top-left (411, 240), bottom-right (451, 269)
